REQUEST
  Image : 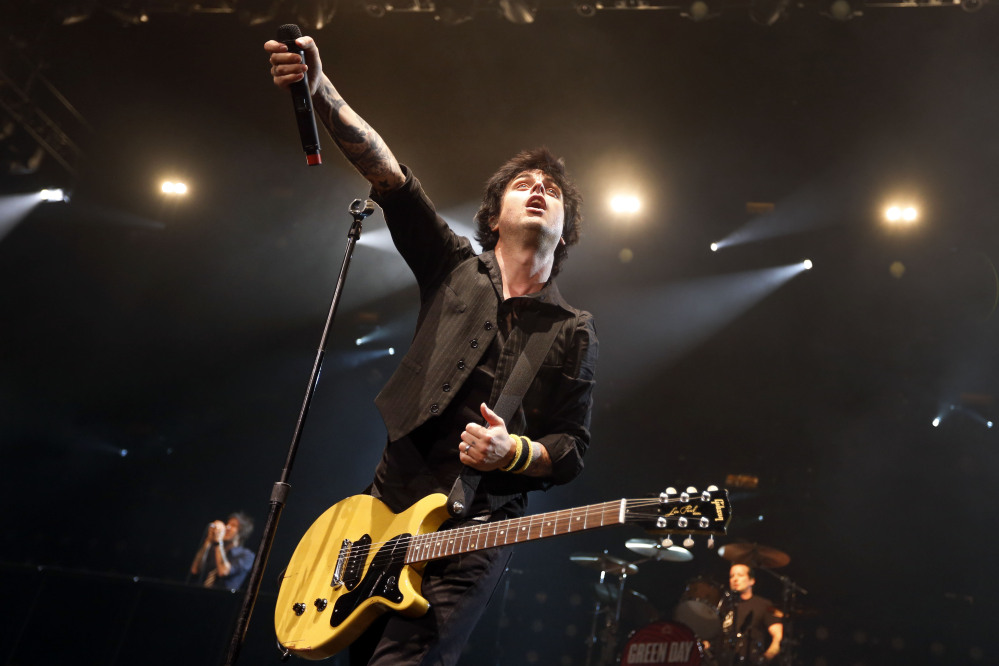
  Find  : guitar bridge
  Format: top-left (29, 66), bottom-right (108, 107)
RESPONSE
top-left (331, 538), bottom-right (351, 588)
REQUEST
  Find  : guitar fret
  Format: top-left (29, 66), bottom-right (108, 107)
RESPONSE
top-left (407, 498), bottom-right (663, 564)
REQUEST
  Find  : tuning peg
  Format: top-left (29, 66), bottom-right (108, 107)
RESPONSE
top-left (706, 485), bottom-right (719, 492)
top-left (677, 517), bottom-right (688, 528)
top-left (699, 516), bottom-right (710, 529)
top-left (683, 536), bottom-right (695, 548)
top-left (665, 487), bottom-right (677, 496)
top-left (686, 486), bottom-right (698, 494)
top-left (680, 491), bottom-right (690, 502)
top-left (656, 516), bottom-right (668, 529)
top-left (660, 536), bottom-right (674, 548)
top-left (707, 535), bottom-right (715, 549)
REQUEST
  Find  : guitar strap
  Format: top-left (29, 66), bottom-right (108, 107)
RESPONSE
top-left (446, 310), bottom-right (566, 518)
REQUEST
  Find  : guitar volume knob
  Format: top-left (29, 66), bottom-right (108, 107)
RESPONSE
top-left (292, 603), bottom-right (306, 616)
top-left (314, 598), bottom-right (328, 611)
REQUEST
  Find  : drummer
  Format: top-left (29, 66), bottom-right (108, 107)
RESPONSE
top-left (717, 564), bottom-right (783, 662)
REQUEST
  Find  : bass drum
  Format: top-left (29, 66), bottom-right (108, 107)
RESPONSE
top-left (620, 621), bottom-right (702, 666)
top-left (673, 578), bottom-right (723, 640)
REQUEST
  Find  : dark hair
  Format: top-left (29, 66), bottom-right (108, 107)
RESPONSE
top-left (229, 512), bottom-right (254, 543)
top-left (474, 147), bottom-right (582, 278)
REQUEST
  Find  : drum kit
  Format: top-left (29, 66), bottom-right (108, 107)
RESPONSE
top-left (572, 538), bottom-right (807, 666)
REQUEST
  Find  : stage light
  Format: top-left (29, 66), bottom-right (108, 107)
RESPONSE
top-left (802, 259), bottom-right (813, 270)
top-left (932, 416), bottom-right (941, 427)
top-left (161, 181), bottom-right (188, 195)
top-left (988, 421), bottom-right (994, 429)
top-left (388, 347), bottom-right (395, 355)
top-left (610, 195), bottom-right (640, 214)
top-left (750, 0), bottom-right (789, 25)
top-left (498, 0), bottom-right (536, 23)
top-left (39, 188), bottom-right (69, 202)
top-left (297, 0), bottom-right (337, 29)
top-left (683, 0), bottom-right (720, 21)
top-left (823, 0), bottom-right (861, 20)
top-left (120, 449), bottom-right (129, 457)
top-left (709, 242), bottom-right (720, 252)
top-left (884, 203), bottom-right (918, 225)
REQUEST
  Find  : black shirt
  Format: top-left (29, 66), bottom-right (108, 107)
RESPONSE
top-left (368, 166), bottom-right (598, 516)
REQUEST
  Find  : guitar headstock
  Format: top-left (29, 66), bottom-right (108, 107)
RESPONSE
top-left (625, 485), bottom-right (732, 549)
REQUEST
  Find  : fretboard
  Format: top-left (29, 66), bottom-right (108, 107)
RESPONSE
top-left (405, 499), bottom-right (627, 564)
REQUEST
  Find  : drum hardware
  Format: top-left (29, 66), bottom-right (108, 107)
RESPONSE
top-left (717, 542), bottom-right (790, 569)
top-left (572, 551), bottom-right (641, 666)
top-left (625, 538), bottom-right (694, 563)
top-left (570, 552), bottom-right (640, 577)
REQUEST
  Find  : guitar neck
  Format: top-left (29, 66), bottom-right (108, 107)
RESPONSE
top-left (406, 499), bottom-right (629, 565)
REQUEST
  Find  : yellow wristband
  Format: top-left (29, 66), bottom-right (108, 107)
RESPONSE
top-left (500, 435), bottom-right (524, 472)
top-left (512, 437), bottom-right (536, 474)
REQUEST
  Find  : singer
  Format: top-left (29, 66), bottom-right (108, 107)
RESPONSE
top-left (265, 32), bottom-right (599, 666)
top-left (189, 512), bottom-right (255, 591)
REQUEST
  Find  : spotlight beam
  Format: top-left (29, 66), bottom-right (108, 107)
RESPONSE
top-left (596, 263), bottom-right (810, 386)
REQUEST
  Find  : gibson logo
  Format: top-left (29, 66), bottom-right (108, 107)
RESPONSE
top-left (666, 504), bottom-right (702, 517)
top-left (712, 499), bottom-right (727, 521)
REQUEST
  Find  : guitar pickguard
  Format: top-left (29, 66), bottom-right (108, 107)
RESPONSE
top-left (330, 534), bottom-right (411, 628)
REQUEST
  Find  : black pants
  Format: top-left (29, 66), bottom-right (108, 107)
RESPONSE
top-left (349, 545), bottom-right (513, 666)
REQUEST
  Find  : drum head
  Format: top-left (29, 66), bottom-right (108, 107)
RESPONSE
top-left (620, 621), bottom-right (701, 666)
top-left (674, 578), bottom-right (723, 640)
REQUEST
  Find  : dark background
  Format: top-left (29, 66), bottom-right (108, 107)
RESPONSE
top-left (1, 2), bottom-right (997, 664)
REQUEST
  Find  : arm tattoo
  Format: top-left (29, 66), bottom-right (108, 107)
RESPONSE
top-left (314, 80), bottom-right (399, 190)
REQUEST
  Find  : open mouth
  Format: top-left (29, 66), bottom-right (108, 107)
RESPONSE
top-left (526, 195), bottom-right (547, 211)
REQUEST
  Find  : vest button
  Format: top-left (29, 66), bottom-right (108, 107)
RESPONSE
top-left (484, 320), bottom-right (493, 330)
top-left (457, 360), bottom-right (466, 370)
top-left (430, 403), bottom-right (440, 414)
top-left (470, 338), bottom-right (478, 349)
top-left (442, 383), bottom-right (451, 393)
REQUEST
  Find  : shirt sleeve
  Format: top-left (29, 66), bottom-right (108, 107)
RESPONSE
top-left (370, 164), bottom-right (477, 293)
top-left (224, 548), bottom-right (255, 590)
top-left (534, 311), bottom-right (599, 486)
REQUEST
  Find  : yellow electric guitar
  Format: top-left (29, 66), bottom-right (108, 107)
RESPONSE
top-left (275, 486), bottom-right (732, 660)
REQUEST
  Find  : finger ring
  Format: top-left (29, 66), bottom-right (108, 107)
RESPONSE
top-left (463, 444), bottom-right (470, 453)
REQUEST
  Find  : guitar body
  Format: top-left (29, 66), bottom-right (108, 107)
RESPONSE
top-left (275, 493), bottom-right (453, 660)
top-left (274, 486), bottom-right (732, 661)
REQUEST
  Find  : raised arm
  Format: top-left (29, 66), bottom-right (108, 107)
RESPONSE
top-left (265, 36), bottom-right (405, 194)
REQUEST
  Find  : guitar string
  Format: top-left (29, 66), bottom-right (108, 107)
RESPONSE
top-left (338, 497), bottom-right (719, 573)
top-left (347, 498), bottom-right (711, 570)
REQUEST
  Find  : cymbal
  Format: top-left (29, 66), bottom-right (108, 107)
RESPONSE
top-left (718, 542), bottom-right (790, 569)
top-left (570, 552), bottom-right (639, 576)
top-left (625, 538), bottom-right (694, 563)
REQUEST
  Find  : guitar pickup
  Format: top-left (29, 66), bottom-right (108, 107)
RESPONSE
top-left (331, 538), bottom-right (351, 588)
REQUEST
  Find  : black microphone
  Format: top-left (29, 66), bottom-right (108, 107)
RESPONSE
top-left (276, 23), bottom-right (322, 166)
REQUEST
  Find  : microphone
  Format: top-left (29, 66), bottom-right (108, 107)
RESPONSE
top-left (276, 24), bottom-right (322, 166)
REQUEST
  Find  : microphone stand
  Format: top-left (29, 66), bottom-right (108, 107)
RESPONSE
top-left (760, 568), bottom-right (808, 666)
top-left (223, 199), bottom-right (376, 666)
